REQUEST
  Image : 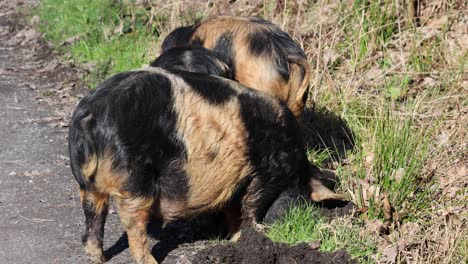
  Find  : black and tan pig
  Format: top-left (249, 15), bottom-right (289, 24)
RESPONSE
top-left (161, 16), bottom-right (311, 117)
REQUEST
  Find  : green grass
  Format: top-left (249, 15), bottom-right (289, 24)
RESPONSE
top-left (306, 148), bottom-right (332, 169)
top-left (267, 204), bottom-right (377, 262)
top-left (339, 0), bottom-right (397, 67)
top-left (332, 107), bottom-right (434, 220)
top-left (36, 0), bottom-right (160, 86)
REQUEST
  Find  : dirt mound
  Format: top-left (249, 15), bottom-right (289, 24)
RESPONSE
top-left (193, 227), bottom-right (355, 264)
top-left (319, 201), bottom-right (357, 219)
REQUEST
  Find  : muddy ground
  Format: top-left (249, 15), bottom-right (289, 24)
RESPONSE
top-left (0, 2), bottom-right (355, 263)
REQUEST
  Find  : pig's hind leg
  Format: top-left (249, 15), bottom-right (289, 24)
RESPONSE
top-left (115, 195), bottom-right (157, 264)
top-left (79, 189), bottom-right (109, 263)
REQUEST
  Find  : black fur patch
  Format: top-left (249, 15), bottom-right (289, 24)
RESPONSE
top-left (161, 24), bottom-right (203, 51)
top-left (212, 33), bottom-right (236, 75)
top-left (81, 196), bottom-right (108, 247)
top-left (177, 72), bottom-right (237, 105)
top-left (247, 30), bottom-right (289, 81)
top-left (69, 71), bottom-right (190, 199)
top-left (150, 47), bottom-right (233, 79)
top-left (247, 17), bottom-right (273, 25)
top-left (237, 90), bottom-right (310, 221)
top-left (68, 72), bottom-right (136, 189)
top-left (246, 17), bottom-right (307, 82)
top-left (263, 187), bottom-right (308, 224)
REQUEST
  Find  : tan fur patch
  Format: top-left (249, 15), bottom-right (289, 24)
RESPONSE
top-left (80, 189), bottom-right (109, 214)
top-left (116, 196), bottom-right (154, 225)
top-left (94, 156), bottom-right (128, 196)
top-left (81, 151), bottom-right (129, 198)
top-left (191, 16), bottom-right (252, 49)
top-left (286, 58), bottom-right (311, 117)
top-left (84, 239), bottom-right (104, 263)
top-left (82, 154), bottom-right (98, 180)
top-left (167, 72), bottom-right (254, 214)
top-left (235, 39), bottom-right (289, 102)
top-left (80, 153), bottom-right (127, 196)
top-left (115, 196), bottom-right (156, 264)
top-left (159, 197), bottom-right (187, 222)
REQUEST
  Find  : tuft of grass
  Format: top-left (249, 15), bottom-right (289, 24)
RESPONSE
top-left (383, 75), bottom-right (412, 100)
top-left (306, 148), bottom-right (332, 169)
top-left (336, 107), bottom-right (434, 220)
top-left (267, 204), bottom-right (377, 262)
top-left (36, 0), bottom-right (160, 86)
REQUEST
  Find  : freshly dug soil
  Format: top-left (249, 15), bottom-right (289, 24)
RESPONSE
top-left (319, 201), bottom-right (357, 219)
top-left (193, 227), bottom-right (355, 264)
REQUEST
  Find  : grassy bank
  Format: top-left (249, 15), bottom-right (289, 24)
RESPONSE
top-left (35, 0), bottom-right (467, 263)
top-left (36, 0), bottom-right (160, 85)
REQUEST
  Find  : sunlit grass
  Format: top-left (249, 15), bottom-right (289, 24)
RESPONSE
top-left (267, 203), bottom-right (377, 262)
top-left (36, 0), bottom-right (159, 86)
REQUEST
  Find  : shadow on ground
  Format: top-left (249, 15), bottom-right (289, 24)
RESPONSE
top-left (300, 106), bottom-right (355, 162)
top-left (103, 215), bottom-right (227, 263)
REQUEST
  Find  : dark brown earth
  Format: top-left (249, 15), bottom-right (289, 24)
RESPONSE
top-left (0, 1), bottom-right (356, 263)
top-left (192, 227), bottom-right (355, 264)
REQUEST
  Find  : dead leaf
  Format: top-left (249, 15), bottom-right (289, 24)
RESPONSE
top-left (420, 76), bottom-right (437, 88)
top-left (381, 244), bottom-right (398, 263)
top-left (21, 28), bottom-right (41, 45)
top-left (38, 59), bottom-right (60, 73)
top-left (365, 67), bottom-right (384, 81)
top-left (309, 240), bottom-right (321, 250)
top-left (82, 62), bottom-right (96, 73)
top-left (437, 132), bottom-right (449, 146)
top-left (113, 20), bottom-right (125, 35)
top-left (399, 222), bottom-right (422, 244)
top-left (49, 121), bottom-right (69, 128)
top-left (365, 152), bottom-right (374, 165)
top-left (390, 168), bottom-right (405, 183)
top-left (441, 209), bottom-right (461, 226)
top-left (426, 14), bottom-right (449, 29)
top-left (383, 194), bottom-right (393, 222)
top-left (57, 155), bottom-right (70, 161)
top-left (364, 219), bottom-right (389, 236)
top-left (30, 15), bottom-right (40, 25)
top-left (59, 34), bottom-right (81, 46)
top-left (23, 170), bottom-right (40, 177)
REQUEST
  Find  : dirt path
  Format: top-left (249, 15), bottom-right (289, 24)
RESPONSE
top-left (0, 2), bottom-right (141, 263)
top-left (0, 46), bottom-right (89, 264)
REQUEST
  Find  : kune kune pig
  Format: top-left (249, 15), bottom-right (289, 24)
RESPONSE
top-left (161, 16), bottom-right (311, 118)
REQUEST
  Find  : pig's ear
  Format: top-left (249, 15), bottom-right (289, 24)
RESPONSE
top-left (309, 177), bottom-right (348, 202)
